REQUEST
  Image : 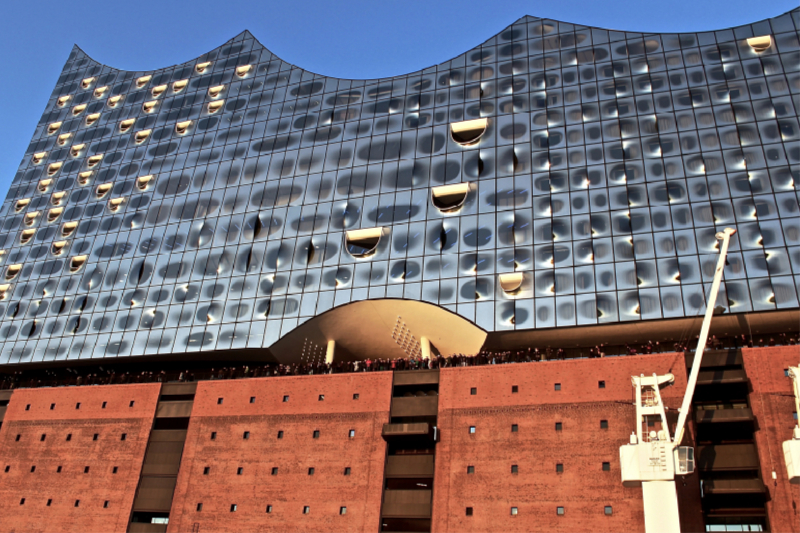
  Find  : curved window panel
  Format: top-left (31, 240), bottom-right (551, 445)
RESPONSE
top-left (134, 129), bottom-right (151, 144)
top-left (56, 133), bottom-right (71, 146)
top-left (95, 184), bottom-right (112, 199)
top-left (119, 119), bottom-right (135, 133)
top-left (431, 183), bottom-right (471, 213)
top-left (236, 65), bottom-right (252, 77)
top-left (208, 100), bottom-right (224, 113)
top-left (61, 222), bottom-right (77, 237)
top-left (173, 79), bottom-right (188, 93)
top-left (85, 113), bottom-right (100, 126)
top-left (498, 272), bottom-right (523, 294)
top-left (208, 85), bottom-right (225, 98)
top-left (136, 75), bottom-right (151, 88)
top-left (70, 144), bottom-right (85, 157)
top-left (746, 35), bottom-right (772, 53)
top-left (46, 208), bottom-right (62, 223)
top-left (50, 192), bottom-right (66, 205)
top-left (72, 104), bottom-right (86, 116)
top-left (51, 240), bottom-right (67, 256)
top-left (107, 95), bottom-right (122, 108)
top-left (142, 101), bottom-right (157, 113)
top-left (31, 152), bottom-right (46, 164)
top-left (136, 175), bottom-right (154, 191)
top-left (80, 77), bottom-right (95, 89)
top-left (57, 95), bottom-right (71, 107)
top-left (19, 230), bottom-right (35, 245)
top-left (69, 256), bottom-right (87, 274)
top-left (196, 61), bottom-right (211, 73)
top-left (345, 227), bottom-right (384, 258)
top-left (175, 121), bottom-right (192, 135)
top-left (151, 84), bottom-right (167, 98)
top-left (47, 122), bottom-right (61, 134)
top-left (77, 172), bottom-right (93, 186)
top-left (5, 264), bottom-right (21, 280)
top-left (87, 155), bottom-right (103, 168)
top-left (451, 118), bottom-right (488, 145)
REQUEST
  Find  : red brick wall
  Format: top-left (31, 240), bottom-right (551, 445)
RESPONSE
top-left (742, 346), bottom-right (800, 533)
top-left (0, 384), bottom-right (160, 533)
top-left (167, 372), bottom-right (392, 533)
top-left (433, 354), bottom-right (704, 533)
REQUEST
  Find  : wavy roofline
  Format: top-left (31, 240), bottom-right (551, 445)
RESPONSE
top-left (68, 6), bottom-right (798, 83)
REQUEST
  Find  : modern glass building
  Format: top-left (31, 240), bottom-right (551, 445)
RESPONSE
top-left (0, 9), bottom-right (798, 366)
top-left (0, 10), bottom-right (797, 532)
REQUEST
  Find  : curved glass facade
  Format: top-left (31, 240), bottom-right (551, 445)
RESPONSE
top-left (0, 9), bottom-right (798, 364)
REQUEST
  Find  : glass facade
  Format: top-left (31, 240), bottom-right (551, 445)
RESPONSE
top-left (0, 10), bottom-right (798, 364)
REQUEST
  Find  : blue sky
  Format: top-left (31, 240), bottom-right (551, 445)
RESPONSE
top-left (0, 0), bottom-right (794, 197)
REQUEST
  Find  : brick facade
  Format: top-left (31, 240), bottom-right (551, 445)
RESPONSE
top-left (166, 373), bottom-right (392, 533)
top-left (0, 384), bottom-right (160, 533)
top-left (742, 346), bottom-right (800, 533)
top-left (432, 354), bottom-right (704, 533)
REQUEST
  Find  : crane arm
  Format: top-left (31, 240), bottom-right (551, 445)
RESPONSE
top-left (672, 227), bottom-right (737, 447)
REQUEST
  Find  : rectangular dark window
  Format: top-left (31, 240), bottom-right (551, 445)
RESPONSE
top-left (250, 397), bottom-right (256, 404)
top-left (15, 434), bottom-right (20, 441)
top-left (4, 466), bottom-right (9, 472)
top-left (203, 467), bottom-right (210, 475)
top-left (512, 385), bottom-right (518, 393)
top-left (602, 462), bottom-right (611, 471)
top-left (303, 506), bottom-right (310, 514)
top-left (30, 465), bottom-right (36, 473)
top-left (197, 503), bottom-right (203, 511)
top-left (511, 464), bottom-right (518, 474)
top-left (84, 466), bottom-right (90, 473)
top-left (312, 430), bottom-right (320, 439)
top-left (271, 467), bottom-right (278, 475)
top-left (466, 507), bottom-right (473, 516)
top-left (50, 403), bottom-right (55, 410)
top-left (470, 387), bottom-right (477, 395)
top-left (93, 434), bottom-right (99, 441)
top-left (598, 380), bottom-right (606, 389)
top-left (40, 434), bottom-right (46, 441)
top-left (74, 500), bottom-right (80, 507)
top-left (556, 463), bottom-right (564, 473)
top-left (555, 422), bottom-right (563, 431)
top-left (129, 401), bottom-right (135, 407)
top-left (57, 466), bottom-right (62, 473)
top-left (217, 398), bottom-right (224, 405)
top-left (102, 402), bottom-right (107, 409)
top-left (348, 429), bottom-right (355, 438)
top-left (75, 403), bottom-right (81, 409)
top-left (282, 395), bottom-right (289, 402)
top-left (210, 432), bottom-right (216, 440)
top-left (104, 501), bottom-right (109, 508)
top-left (308, 467), bottom-right (315, 475)
top-left (467, 465), bottom-right (475, 474)
top-left (25, 404), bottom-right (30, 411)
top-left (20, 498), bottom-right (25, 505)
top-left (277, 430), bottom-right (284, 439)
top-left (112, 466), bottom-right (118, 474)
top-left (318, 395), bottom-right (324, 401)
top-left (353, 393), bottom-right (359, 400)
top-left (266, 505), bottom-right (272, 513)
top-left (600, 420), bottom-right (608, 429)
top-left (47, 499), bottom-right (52, 506)
top-left (120, 433), bottom-right (126, 441)
top-left (554, 383), bottom-right (561, 391)
top-left (344, 467), bottom-right (351, 475)
top-left (511, 424), bottom-right (518, 432)
top-left (243, 431), bottom-right (250, 440)
top-left (340, 506), bottom-right (347, 515)
top-left (230, 504), bottom-right (237, 512)
top-left (237, 467), bottom-right (243, 475)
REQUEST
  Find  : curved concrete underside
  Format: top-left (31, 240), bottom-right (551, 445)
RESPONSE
top-left (269, 299), bottom-right (487, 363)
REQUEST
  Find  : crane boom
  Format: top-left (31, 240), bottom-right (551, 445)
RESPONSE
top-left (672, 227), bottom-right (737, 447)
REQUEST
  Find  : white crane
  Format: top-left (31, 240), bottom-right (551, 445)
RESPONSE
top-left (784, 366), bottom-right (800, 483)
top-left (619, 227), bottom-right (736, 533)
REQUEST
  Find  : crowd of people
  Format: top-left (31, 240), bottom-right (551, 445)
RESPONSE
top-left (0, 333), bottom-right (795, 391)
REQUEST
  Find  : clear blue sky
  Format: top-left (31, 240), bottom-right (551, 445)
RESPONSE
top-left (0, 0), bottom-right (794, 198)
